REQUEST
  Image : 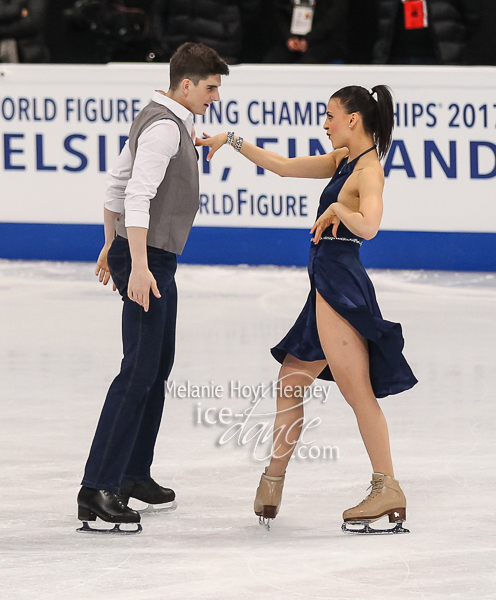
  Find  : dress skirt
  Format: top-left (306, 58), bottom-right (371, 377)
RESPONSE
top-left (271, 240), bottom-right (417, 398)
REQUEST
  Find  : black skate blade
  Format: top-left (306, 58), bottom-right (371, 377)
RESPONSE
top-left (342, 520), bottom-right (409, 535)
top-left (76, 521), bottom-right (142, 535)
top-left (259, 516), bottom-right (272, 531)
top-left (138, 500), bottom-right (177, 515)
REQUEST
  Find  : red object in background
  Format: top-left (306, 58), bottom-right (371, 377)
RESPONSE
top-left (403, 0), bottom-right (428, 30)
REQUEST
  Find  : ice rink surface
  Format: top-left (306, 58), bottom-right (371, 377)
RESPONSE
top-left (0, 260), bottom-right (495, 600)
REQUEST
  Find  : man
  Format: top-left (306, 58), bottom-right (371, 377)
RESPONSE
top-left (466, 0), bottom-right (496, 65)
top-left (151, 0), bottom-right (261, 64)
top-left (0, 0), bottom-right (49, 63)
top-left (373, 0), bottom-right (479, 65)
top-left (262, 0), bottom-right (348, 64)
top-left (77, 42), bottom-right (229, 533)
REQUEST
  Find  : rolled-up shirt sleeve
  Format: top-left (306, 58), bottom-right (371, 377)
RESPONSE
top-left (123, 119), bottom-right (180, 229)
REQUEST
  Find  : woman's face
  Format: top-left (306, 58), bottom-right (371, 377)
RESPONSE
top-left (323, 98), bottom-right (353, 148)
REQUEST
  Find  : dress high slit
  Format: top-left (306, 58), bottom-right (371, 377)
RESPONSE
top-left (270, 147), bottom-right (417, 399)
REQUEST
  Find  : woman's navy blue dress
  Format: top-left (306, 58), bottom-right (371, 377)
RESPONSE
top-left (271, 148), bottom-right (417, 398)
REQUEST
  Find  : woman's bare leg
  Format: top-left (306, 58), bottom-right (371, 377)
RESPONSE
top-left (266, 354), bottom-right (326, 477)
top-left (315, 291), bottom-right (394, 477)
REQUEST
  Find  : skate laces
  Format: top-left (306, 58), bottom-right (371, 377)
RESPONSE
top-left (103, 490), bottom-right (126, 509)
top-left (357, 477), bottom-right (384, 506)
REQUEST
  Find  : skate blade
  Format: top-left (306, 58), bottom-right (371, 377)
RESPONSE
top-left (76, 521), bottom-right (142, 535)
top-left (341, 520), bottom-right (409, 535)
top-left (258, 516), bottom-right (272, 531)
top-left (138, 500), bottom-right (177, 515)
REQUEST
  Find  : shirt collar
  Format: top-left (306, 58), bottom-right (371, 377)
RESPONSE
top-left (152, 90), bottom-right (192, 124)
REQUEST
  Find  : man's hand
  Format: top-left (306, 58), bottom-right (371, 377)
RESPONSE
top-left (127, 267), bottom-right (161, 312)
top-left (298, 39), bottom-right (308, 53)
top-left (287, 37), bottom-right (300, 51)
top-left (310, 205), bottom-right (340, 244)
top-left (287, 37), bottom-right (308, 52)
top-left (95, 244), bottom-right (116, 290)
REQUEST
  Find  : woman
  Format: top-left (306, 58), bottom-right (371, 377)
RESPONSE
top-left (198, 85), bottom-right (417, 534)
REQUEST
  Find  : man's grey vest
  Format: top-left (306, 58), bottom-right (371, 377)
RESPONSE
top-left (115, 101), bottom-right (199, 255)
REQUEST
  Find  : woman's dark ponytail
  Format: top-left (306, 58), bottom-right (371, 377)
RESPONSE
top-left (331, 85), bottom-right (394, 160)
top-left (370, 85), bottom-right (394, 160)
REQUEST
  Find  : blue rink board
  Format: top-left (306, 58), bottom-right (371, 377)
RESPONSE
top-left (0, 223), bottom-right (495, 272)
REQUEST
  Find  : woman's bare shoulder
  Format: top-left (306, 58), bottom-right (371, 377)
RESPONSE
top-left (358, 163), bottom-right (385, 192)
top-left (332, 147), bottom-right (349, 165)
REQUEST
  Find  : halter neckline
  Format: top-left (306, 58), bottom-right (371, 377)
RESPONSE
top-left (337, 146), bottom-right (376, 176)
top-left (347, 146), bottom-right (376, 164)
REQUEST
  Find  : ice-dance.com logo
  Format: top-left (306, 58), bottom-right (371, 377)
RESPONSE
top-left (166, 374), bottom-right (340, 462)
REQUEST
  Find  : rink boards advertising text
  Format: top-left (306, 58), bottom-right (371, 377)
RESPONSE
top-left (1, 64), bottom-right (496, 270)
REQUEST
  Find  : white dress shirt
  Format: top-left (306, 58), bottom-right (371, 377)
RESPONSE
top-left (105, 91), bottom-right (195, 229)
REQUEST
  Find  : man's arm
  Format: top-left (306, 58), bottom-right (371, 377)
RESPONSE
top-left (95, 207), bottom-right (120, 287)
top-left (126, 227), bottom-right (161, 312)
top-left (124, 119), bottom-right (181, 312)
top-left (95, 140), bottom-right (133, 287)
top-left (105, 139), bottom-right (131, 215)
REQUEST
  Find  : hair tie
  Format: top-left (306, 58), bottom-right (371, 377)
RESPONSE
top-left (368, 88), bottom-right (378, 100)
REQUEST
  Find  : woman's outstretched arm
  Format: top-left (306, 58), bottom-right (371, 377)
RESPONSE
top-left (197, 132), bottom-right (347, 179)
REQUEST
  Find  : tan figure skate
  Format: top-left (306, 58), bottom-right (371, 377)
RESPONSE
top-left (342, 473), bottom-right (409, 535)
top-left (254, 469), bottom-right (285, 530)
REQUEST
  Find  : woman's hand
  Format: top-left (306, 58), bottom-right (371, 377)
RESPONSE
top-left (95, 244), bottom-right (116, 290)
top-left (310, 205), bottom-right (341, 244)
top-left (196, 132), bottom-right (228, 161)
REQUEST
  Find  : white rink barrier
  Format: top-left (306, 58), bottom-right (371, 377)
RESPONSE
top-left (1, 63), bottom-right (495, 270)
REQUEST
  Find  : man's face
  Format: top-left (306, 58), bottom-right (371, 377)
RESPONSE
top-left (184, 74), bottom-right (221, 115)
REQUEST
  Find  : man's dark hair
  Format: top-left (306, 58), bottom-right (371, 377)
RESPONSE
top-left (169, 43), bottom-right (229, 90)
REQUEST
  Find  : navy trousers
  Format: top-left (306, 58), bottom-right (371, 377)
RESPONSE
top-left (82, 236), bottom-right (177, 493)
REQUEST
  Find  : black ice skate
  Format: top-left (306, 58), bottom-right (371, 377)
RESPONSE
top-left (76, 486), bottom-right (142, 534)
top-left (119, 477), bottom-right (177, 514)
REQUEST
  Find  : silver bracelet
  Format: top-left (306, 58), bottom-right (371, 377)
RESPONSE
top-left (226, 131), bottom-right (235, 147)
top-left (233, 136), bottom-right (243, 152)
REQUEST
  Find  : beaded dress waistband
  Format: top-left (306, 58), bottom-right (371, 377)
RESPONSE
top-left (320, 236), bottom-right (363, 246)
